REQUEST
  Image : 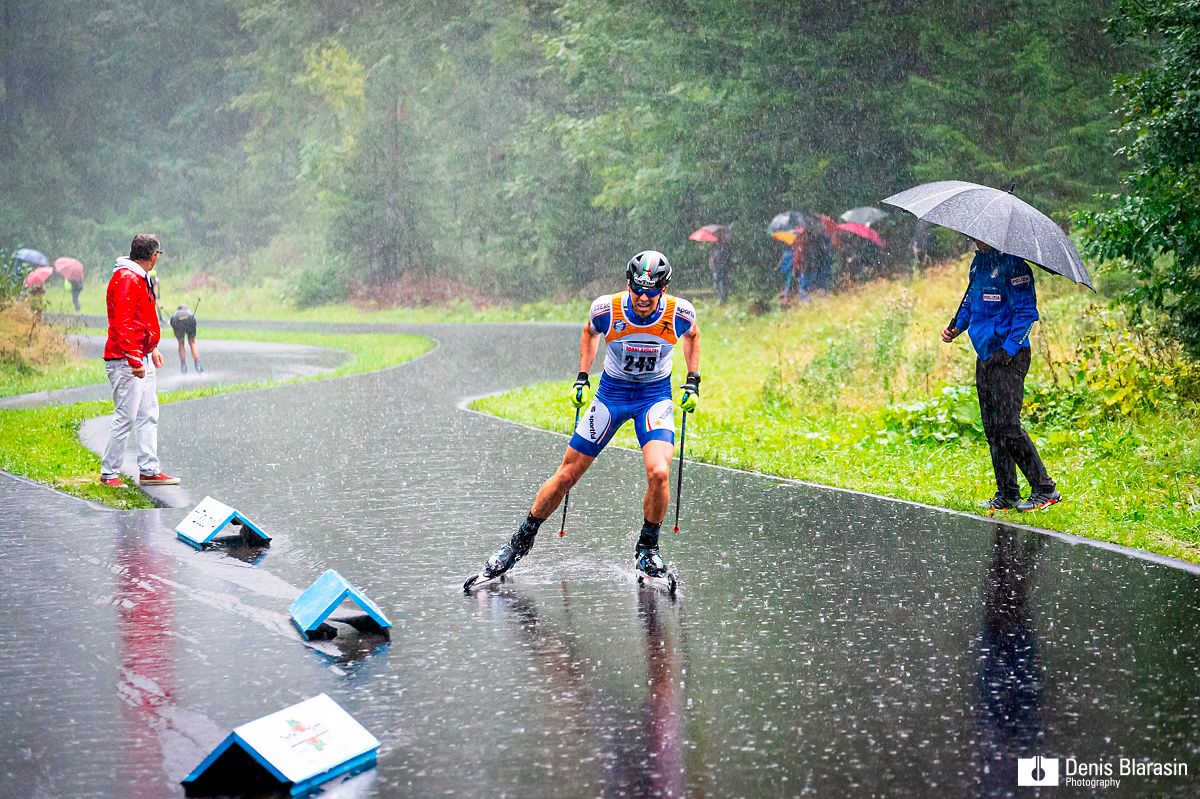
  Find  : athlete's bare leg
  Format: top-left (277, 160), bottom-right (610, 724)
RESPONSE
top-left (529, 446), bottom-right (595, 519)
top-left (641, 439), bottom-right (674, 524)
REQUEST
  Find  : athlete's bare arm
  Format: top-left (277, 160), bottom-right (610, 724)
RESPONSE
top-left (680, 320), bottom-right (700, 374)
top-left (579, 323), bottom-right (602, 373)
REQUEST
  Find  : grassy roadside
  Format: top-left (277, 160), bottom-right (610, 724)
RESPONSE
top-left (43, 275), bottom-right (587, 326)
top-left (474, 263), bottom-right (1200, 565)
top-left (0, 329), bottom-right (431, 509)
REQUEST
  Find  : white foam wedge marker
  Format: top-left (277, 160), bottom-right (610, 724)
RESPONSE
top-left (175, 496), bottom-right (271, 549)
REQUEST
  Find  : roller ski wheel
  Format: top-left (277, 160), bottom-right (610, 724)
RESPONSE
top-left (636, 569), bottom-right (677, 596)
top-left (635, 547), bottom-right (676, 595)
top-left (464, 527), bottom-right (537, 593)
top-left (462, 571), bottom-right (508, 593)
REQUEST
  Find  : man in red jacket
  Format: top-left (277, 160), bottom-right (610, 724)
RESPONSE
top-left (100, 233), bottom-right (180, 487)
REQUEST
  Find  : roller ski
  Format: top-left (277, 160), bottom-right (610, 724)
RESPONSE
top-left (635, 544), bottom-right (677, 596)
top-left (463, 522), bottom-right (538, 592)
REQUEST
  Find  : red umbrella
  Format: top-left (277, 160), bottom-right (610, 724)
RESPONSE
top-left (688, 224), bottom-right (728, 243)
top-left (24, 266), bottom-right (54, 287)
top-left (53, 257), bottom-right (84, 282)
top-left (837, 222), bottom-right (886, 248)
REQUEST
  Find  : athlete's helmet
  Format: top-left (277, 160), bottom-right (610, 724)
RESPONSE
top-left (626, 250), bottom-right (672, 291)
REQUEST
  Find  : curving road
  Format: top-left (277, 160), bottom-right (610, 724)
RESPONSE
top-left (1, 321), bottom-right (1198, 798)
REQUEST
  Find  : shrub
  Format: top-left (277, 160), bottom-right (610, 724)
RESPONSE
top-left (875, 385), bottom-right (984, 446)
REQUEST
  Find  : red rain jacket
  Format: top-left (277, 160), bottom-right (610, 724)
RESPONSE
top-left (103, 260), bottom-right (160, 369)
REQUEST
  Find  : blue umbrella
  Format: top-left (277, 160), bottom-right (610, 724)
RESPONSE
top-left (14, 248), bottom-right (49, 267)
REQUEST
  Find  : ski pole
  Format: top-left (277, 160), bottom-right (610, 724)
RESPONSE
top-left (558, 404), bottom-right (582, 537)
top-left (672, 410), bottom-right (688, 534)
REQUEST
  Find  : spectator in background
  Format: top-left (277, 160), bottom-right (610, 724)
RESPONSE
top-left (69, 277), bottom-right (83, 311)
top-left (169, 304), bottom-right (203, 374)
top-left (800, 224), bottom-right (835, 294)
top-left (912, 219), bottom-right (934, 273)
top-left (777, 246), bottom-right (795, 307)
top-left (100, 233), bottom-right (179, 488)
top-left (147, 267), bottom-right (166, 323)
top-left (708, 226), bottom-right (733, 303)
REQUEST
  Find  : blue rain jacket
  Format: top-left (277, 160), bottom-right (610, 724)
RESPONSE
top-left (953, 249), bottom-right (1039, 361)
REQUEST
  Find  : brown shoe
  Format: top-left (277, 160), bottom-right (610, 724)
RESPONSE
top-left (139, 472), bottom-right (180, 486)
top-left (100, 476), bottom-right (124, 487)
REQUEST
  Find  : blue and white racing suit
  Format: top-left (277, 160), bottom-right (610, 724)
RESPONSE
top-left (568, 291), bottom-right (696, 457)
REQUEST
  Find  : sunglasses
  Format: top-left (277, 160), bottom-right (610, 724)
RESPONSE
top-left (629, 283), bottom-right (662, 298)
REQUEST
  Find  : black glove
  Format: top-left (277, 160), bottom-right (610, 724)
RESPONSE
top-left (681, 372), bottom-right (701, 396)
top-left (570, 371), bottom-right (591, 409)
top-left (679, 372), bottom-right (701, 413)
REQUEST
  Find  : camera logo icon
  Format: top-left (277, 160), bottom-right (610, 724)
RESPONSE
top-left (1017, 756), bottom-right (1060, 786)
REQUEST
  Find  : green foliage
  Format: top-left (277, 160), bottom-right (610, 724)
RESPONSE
top-left (284, 260), bottom-right (351, 309)
top-left (1061, 304), bottom-right (1199, 416)
top-left (1078, 0), bottom-right (1200, 355)
top-left (803, 334), bottom-right (861, 411)
top-left (876, 385), bottom-right (985, 446)
top-left (872, 294), bottom-right (914, 396)
top-left (2, 0), bottom-right (1140, 303)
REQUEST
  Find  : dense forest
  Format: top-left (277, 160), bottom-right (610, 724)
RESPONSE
top-left (0, 0), bottom-right (1155, 304)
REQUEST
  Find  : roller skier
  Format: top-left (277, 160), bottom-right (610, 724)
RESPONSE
top-left (465, 249), bottom-right (701, 591)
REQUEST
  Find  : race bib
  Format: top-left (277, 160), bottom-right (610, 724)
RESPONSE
top-left (621, 342), bottom-right (662, 375)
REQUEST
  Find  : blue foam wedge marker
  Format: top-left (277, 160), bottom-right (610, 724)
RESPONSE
top-left (289, 569), bottom-right (392, 640)
top-left (175, 496), bottom-right (271, 549)
top-left (182, 693), bottom-right (379, 796)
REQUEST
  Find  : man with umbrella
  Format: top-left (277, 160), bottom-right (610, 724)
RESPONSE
top-left (942, 239), bottom-right (1059, 511)
top-left (883, 181), bottom-right (1088, 513)
top-left (54, 257), bottom-right (85, 311)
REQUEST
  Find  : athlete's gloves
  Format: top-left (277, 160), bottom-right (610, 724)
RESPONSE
top-left (679, 371), bottom-right (701, 414)
top-left (570, 371), bottom-right (591, 409)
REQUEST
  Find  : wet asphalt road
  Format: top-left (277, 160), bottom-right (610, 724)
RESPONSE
top-left (0, 336), bottom-right (350, 410)
top-left (1, 322), bottom-right (1198, 798)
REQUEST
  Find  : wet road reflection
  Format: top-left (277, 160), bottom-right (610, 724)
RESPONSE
top-left (1, 322), bottom-right (1198, 798)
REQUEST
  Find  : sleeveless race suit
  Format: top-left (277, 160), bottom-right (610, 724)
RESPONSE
top-left (567, 291), bottom-right (697, 457)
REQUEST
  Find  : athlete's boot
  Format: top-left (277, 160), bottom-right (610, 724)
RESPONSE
top-left (483, 521), bottom-right (539, 579)
top-left (636, 545), bottom-right (668, 578)
top-left (634, 520), bottom-right (667, 578)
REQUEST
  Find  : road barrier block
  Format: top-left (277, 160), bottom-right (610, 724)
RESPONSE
top-left (182, 693), bottom-right (379, 796)
top-left (290, 569), bottom-right (391, 641)
top-left (175, 496), bottom-right (271, 549)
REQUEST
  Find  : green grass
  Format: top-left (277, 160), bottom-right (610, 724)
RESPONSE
top-left (0, 357), bottom-right (107, 398)
top-left (44, 275), bottom-right (586, 325)
top-left (474, 265), bottom-right (1200, 565)
top-left (0, 329), bottom-right (431, 508)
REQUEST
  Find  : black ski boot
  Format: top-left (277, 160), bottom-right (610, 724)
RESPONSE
top-left (636, 545), bottom-right (667, 578)
top-left (484, 520), bottom-right (539, 579)
top-left (634, 520), bottom-right (667, 578)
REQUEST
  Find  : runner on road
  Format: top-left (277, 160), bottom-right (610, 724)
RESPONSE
top-left (473, 249), bottom-right (702, 582)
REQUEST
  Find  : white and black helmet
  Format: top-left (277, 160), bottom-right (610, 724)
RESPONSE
top-left (626, 250), bottom-right (672, 290)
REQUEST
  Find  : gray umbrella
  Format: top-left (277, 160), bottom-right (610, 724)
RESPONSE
top-left (839, 206), bottom-right (889, 226)
top-left (881, 180), bottom-right (1093, 289)
top-left (768, 210), bottom-right (807, 234)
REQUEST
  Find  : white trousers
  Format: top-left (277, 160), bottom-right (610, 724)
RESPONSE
top-left (101, 359), bottom-right (160, 478)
